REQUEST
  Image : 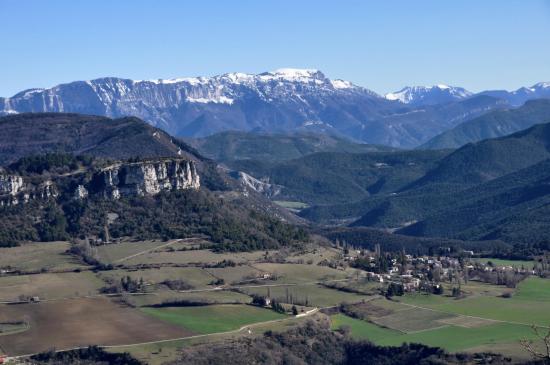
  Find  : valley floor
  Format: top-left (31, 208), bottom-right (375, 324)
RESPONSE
top-left (0, 240), bottom-right (547, 363)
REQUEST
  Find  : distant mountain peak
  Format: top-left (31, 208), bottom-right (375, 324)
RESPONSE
top-left (385, 84), bottom-right (473, 105)
top-left (532, 81), bottom-right (550, 90)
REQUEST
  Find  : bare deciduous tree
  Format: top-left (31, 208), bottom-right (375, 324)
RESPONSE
top-left (520, 324), bottom-right (550, 360)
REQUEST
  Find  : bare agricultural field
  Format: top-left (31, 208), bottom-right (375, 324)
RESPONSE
top-left (250, 263), bottom-right (350, 284)
top-left (0, 241), bottom-right (85, 272)
top-left (109, 312), bottom-right (318, 365)
top-left (0, 272), bottom-right (104, 302)
top-left (0, 297), bottom-right (192, 356)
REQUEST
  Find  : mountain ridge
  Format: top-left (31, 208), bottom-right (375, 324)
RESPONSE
top-left (0, 69), bottom-right (512, 148)
top-left (420, 99), bottom-right (550, 149)
top-left (385, 81), bottom-right (550, 107)
top-left (0, 113), bottom-right (201, 166)
top-left (299, 121), bottom-right (550, 245)
top-left (186, 131), bottom-right (395, 162)
top-left (385, 84), bottom-right (473, 106)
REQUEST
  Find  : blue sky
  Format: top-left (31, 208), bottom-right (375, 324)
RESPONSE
top-left (1, 0), bottom-right (549, 96)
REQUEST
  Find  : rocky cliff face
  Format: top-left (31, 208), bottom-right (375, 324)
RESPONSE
top-left (0, 174), bottom-right (24, 196)
top-left (94, 159), bottom-right (200, 199)
top-left (231, 171), bottom-right (281, 198)
top-left (0, 69), bottom-right (508, 148)
top-left (0, 159), bottom-right (200, 206)
top-left (0, 172), bottom-right (57, 206)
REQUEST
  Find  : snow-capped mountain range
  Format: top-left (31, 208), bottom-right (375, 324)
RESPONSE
top-left (385, 85), bottom-right (473, 106)
top-left (0, 69), bottom-right (384, 136)
top-left (0, 68), bottom-right (547, 147)
top-left (385, 82), bottom-right (550, 107)
top-left (478, 82), bottom-right (550, 107)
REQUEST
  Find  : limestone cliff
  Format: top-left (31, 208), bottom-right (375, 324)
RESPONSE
top-left (0, 158), bottom-right (200, 206)
top-left (0, 174), bottom-right (24, 196)
top-left (0, 172), bottom-right (57, 206)
top-left (93, 159), bottom-right (200, 199)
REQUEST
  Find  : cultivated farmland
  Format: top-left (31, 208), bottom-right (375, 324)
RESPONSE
top-left (0, 297), bottom-right (191, 356)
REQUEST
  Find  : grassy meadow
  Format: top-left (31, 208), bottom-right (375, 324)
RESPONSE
top-left (141, 304), bottom-right (286, 334)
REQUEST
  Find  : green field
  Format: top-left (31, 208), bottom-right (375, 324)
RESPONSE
top-left (514, 277), bottom-right (550, 301)
top-left (110, 311), bottom-right (314, 365)
top-left (141, 304), bottom-right (285, 334)
top-left (473, 258), bottom-right (535, 269)
top-left (331, 314), bottom-right (537, 354)
top-left (329, 278), bottom-right (550, 358)
top-left (398, 278), bottom-right (550, 326)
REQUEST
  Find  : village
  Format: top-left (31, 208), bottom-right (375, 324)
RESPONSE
top-left (339, 243), bottom-right (548, 297)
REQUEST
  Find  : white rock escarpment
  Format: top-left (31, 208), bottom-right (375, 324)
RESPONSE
top-left (0, 173), bottom-right (57, 207)
top-left (96, 159), bottom-right (200, 199)
top-left (0, 174), bottom-right (24, 196)
top-left (232, 171), bottom-right (281, 198)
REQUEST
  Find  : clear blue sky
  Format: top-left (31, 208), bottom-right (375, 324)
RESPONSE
top-left (1, 0), bottom-right (549, 96)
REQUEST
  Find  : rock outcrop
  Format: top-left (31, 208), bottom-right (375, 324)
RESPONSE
top-left (231, 171), bottom-right (281, 198)
top-left (0, 158), bottom-right (200, 207)
top-left (93, 159), bottom-right (200, 199)
top-left (0, 174), bottom-right (23, 196)
top-left (0, 172), bottom-right (58, 207)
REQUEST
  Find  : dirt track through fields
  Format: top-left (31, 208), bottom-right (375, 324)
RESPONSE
top-left (0, 297), bottom-right (193, 356)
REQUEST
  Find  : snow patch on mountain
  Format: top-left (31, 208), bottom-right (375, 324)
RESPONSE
top-left (187, 95), bottom-right (234, 105)
top-left (531, 82), bottom-right (550, 90)
top-left (331, 79), bottom-right (354, 89)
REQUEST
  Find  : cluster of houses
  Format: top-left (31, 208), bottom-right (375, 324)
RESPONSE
top-left (343, 247), bottom-right (538, 293)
